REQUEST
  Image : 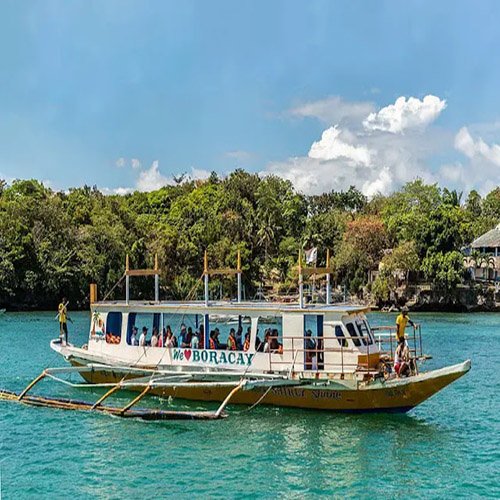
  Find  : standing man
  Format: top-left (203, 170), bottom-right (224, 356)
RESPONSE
top-left (396, 306), bottom-right (415, 345)
top-left (58, 297), bottom-right (69, 345)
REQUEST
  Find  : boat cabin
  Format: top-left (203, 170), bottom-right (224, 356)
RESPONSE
top-left (87, 300), bottom-right (380, 378)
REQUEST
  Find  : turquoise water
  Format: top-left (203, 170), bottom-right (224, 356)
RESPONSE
top-left (0, 312), bottom-right (499, 499)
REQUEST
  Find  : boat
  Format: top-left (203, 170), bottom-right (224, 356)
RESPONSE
top-left (41, 250), bottom-right (471, 415)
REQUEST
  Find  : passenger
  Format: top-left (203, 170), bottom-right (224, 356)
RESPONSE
top-left (304, 329), bottom-right (317, 370)
top-left (139, 326), bottom-right (148, 347)
top-left (209, 330), bottom-right (221, 350)
top-left (243, 332), bottom-right (251, 351)
top-left (179, 324), bottom-right (189, 347)
top-left (151, 327), bottom-right (159, 347)
top-left (236, 326), bottom-right (243, 350)
top-left (263, 330), bottom-right (271, 353)
top-left (198, 324), bottom-right (205, 349)
top-left (394, 342), bottom-right (411, 377)
top-left (227, 328), bottom-right (238, 351)
top-left (191, 331), bottom-right (199, 349)
top-left (130, 326), bottom-right (139, 346)
top-left (396, 306), bottom-right (416, 345)
top-left (255, 329), bottom-right (263, 352)
top-left (165, 326), bottom-right (176, 348)
top-left (57, 297), bottom-right (70, 345)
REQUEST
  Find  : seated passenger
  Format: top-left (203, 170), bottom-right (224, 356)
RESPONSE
top-left (263, 330), bottom-right (271, 353)
top-left (394, 342), bottom-right (410, 377)
top-left (227, 328), bottom-right (237, 351)
top-left (130, 326), bottom-right (139, 346)
top-left (198, 324), bottom-right (205, 349)
top-left (270, 336), bottom-right (283, 354)
top-left (243, 332), bottom-right (251, 351)
top-left (191, 331), bottom-right (199, 349)
top-left (209, 330), bottom-right (221, 350)
top-left (179, 324), bottom-right (189, 347)
top-left (165, 326), bottom-right (176, 348)
top-left (151, 327), bottom-right (159, 347)
top-left (139, 326), bottom-right (148, 347)
top-left (236, 326), bottom-right (243, 350)
top-left (157, 327), bottom-right (164, 348)
top-left (255, 329), bottom-right (263, 352)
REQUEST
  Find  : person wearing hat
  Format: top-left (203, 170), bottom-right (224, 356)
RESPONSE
top-left (139, 326), bottom-right (148, 347)
top-left (396, 306), bottom-right (415, 344)
top-left (131, 326), bottom-right (139, 346)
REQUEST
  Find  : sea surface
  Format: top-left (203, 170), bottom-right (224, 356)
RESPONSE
top-left (0, 311), bottom-right (499, 499)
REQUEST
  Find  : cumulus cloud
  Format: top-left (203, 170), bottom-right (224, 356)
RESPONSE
top-left (363, 95), bottom-right (446, 133)
top-left (290, 96), bottom-right (375, 125)
top-left (136, 160), bottom-right (171, 192)
top-left (265, 94), bottom-right (452, 197)
top-left (454, 127), bottom-right (500, 165)
top-left (131, 158), bottom-right (141, 170)
top-left (308, 126), bottom-right (372, 166)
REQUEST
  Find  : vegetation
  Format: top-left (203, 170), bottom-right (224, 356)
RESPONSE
top-left (0, 173), bottom-right (498, 309)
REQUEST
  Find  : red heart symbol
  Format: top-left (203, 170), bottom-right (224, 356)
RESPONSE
top-left (184, 349), bottom-right (192, 361)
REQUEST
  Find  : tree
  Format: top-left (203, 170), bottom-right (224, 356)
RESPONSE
top-left (421, 251), bottom-right (465, 291)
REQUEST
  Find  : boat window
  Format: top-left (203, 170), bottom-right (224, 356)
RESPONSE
top-left (257, 315), bottom-right (283, 354)
top-left (334, 325), bottom-right (348, 347)
top-left (105, 312), bottom-right (122, 344)
top-left (127, 313), bottom-right (160, 346)
top-left (163, 313), bottom-right (204, 349)
top-left (355, 319), bottom-right (373, 345)
top-left (345, 322), bottom-right (361, 347)
top-left (208, 315), bottom-right (252, 351)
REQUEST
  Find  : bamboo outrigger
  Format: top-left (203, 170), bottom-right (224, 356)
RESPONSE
top-left (1, 250), bottom-right (471, 419)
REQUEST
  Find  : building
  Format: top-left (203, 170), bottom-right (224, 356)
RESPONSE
top-left (464, 223), bottom-right (500, 282)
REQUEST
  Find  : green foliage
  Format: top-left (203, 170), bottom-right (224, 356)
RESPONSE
top-left (371, 276), bottom-right (390, 303)
top-left (421, 251), bottom-right (465, 291)
top-left (0, 173), bottom-right (498, 309)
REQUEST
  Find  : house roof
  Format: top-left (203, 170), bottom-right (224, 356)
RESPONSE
top-left (471, 223), bottom-right (500, 248)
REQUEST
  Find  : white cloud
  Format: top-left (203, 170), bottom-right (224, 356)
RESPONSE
top-left (290, 96), bottom-right (375, 125)
top-left (266, 94), bottom-right (453, 197)
top-left (131, 158), bottom-right (141, 170)
top-left (189, 167), bottom-right (212, 180)
top-left (308, 126), bottom-right (372, 166)
top-left (454, 126), bottom-right (500, 165)
top-left (136, 160), bottom-right (171, 192)
top-left (363, 95), bottom-right (446, 133)
top-left (225, 150), bottom-right (254, 162)
top-left (115, 157), bottom-right (126, 168)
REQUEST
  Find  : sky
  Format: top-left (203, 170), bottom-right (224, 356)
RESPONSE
top-left (1, 0), bottom-right (500, 196)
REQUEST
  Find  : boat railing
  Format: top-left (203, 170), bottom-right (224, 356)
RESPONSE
top-left (266, 332), bottom-right (379, 376)
top-left (370, 324), bottom-right (424, 362)
top-left (265, 324), bottom-right (424, 376)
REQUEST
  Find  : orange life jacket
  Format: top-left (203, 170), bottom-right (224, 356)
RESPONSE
top-left (243, 339), bottom-right (250, 351)
top-left (228, 335), bottom-right (237, 350)
top-left (209, 337), bottom-right (216, 349)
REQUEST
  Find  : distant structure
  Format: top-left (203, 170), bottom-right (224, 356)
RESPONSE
top-left (464, 223), bottom-right (500, 283)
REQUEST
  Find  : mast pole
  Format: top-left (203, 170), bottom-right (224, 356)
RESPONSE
top-left (326, 249), bottom-right (331, 305)
top-left (237, 249), bottom-right (242, 303)
top-left (154, 253), bottom-right (159, 302)
top-left (204, 250), bottom-right (209, 306)
top-left (299, 249), bottom-right (304, 309)
top-left (125, 254), bottom-right (130, 305)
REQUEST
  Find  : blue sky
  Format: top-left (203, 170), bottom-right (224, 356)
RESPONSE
top-left (1, 0), bottom-right (500, 195)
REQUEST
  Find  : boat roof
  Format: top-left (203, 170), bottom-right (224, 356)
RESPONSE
top-left (92, 299), bottom-right (370, 315)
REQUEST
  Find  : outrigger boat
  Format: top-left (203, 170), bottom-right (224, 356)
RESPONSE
top-left (3, 251), bottom-right (470, 419)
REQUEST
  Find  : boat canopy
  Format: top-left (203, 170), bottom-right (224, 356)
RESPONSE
top-left (91, 299), bottom-right (370, 316)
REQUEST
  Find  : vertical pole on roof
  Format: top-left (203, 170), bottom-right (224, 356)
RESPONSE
top-left (125, 254), bottom-right (130, 305)
top-left (326, 249), bottom-right (331, 306)
top-left (154, 253), bottom-right (159, 302)
top-left (204, 250), bottom-right (209, 307)
top-left (298, 249), bottom-right (304, 309)
top-left (237, 249), bottom-right (242, 303)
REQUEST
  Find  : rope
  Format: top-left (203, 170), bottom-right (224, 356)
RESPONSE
top-left (236, 385), bottom-right (273, 413)
top-left (101, 273), bottom-right (126, 302)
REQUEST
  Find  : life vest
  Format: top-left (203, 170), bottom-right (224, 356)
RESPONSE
top-left (243, 339), bottom-right (250, 351)
top-left (209, 337), bottom-right (216, 349)
top-left (228, 335), bottom-right (237, 350)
